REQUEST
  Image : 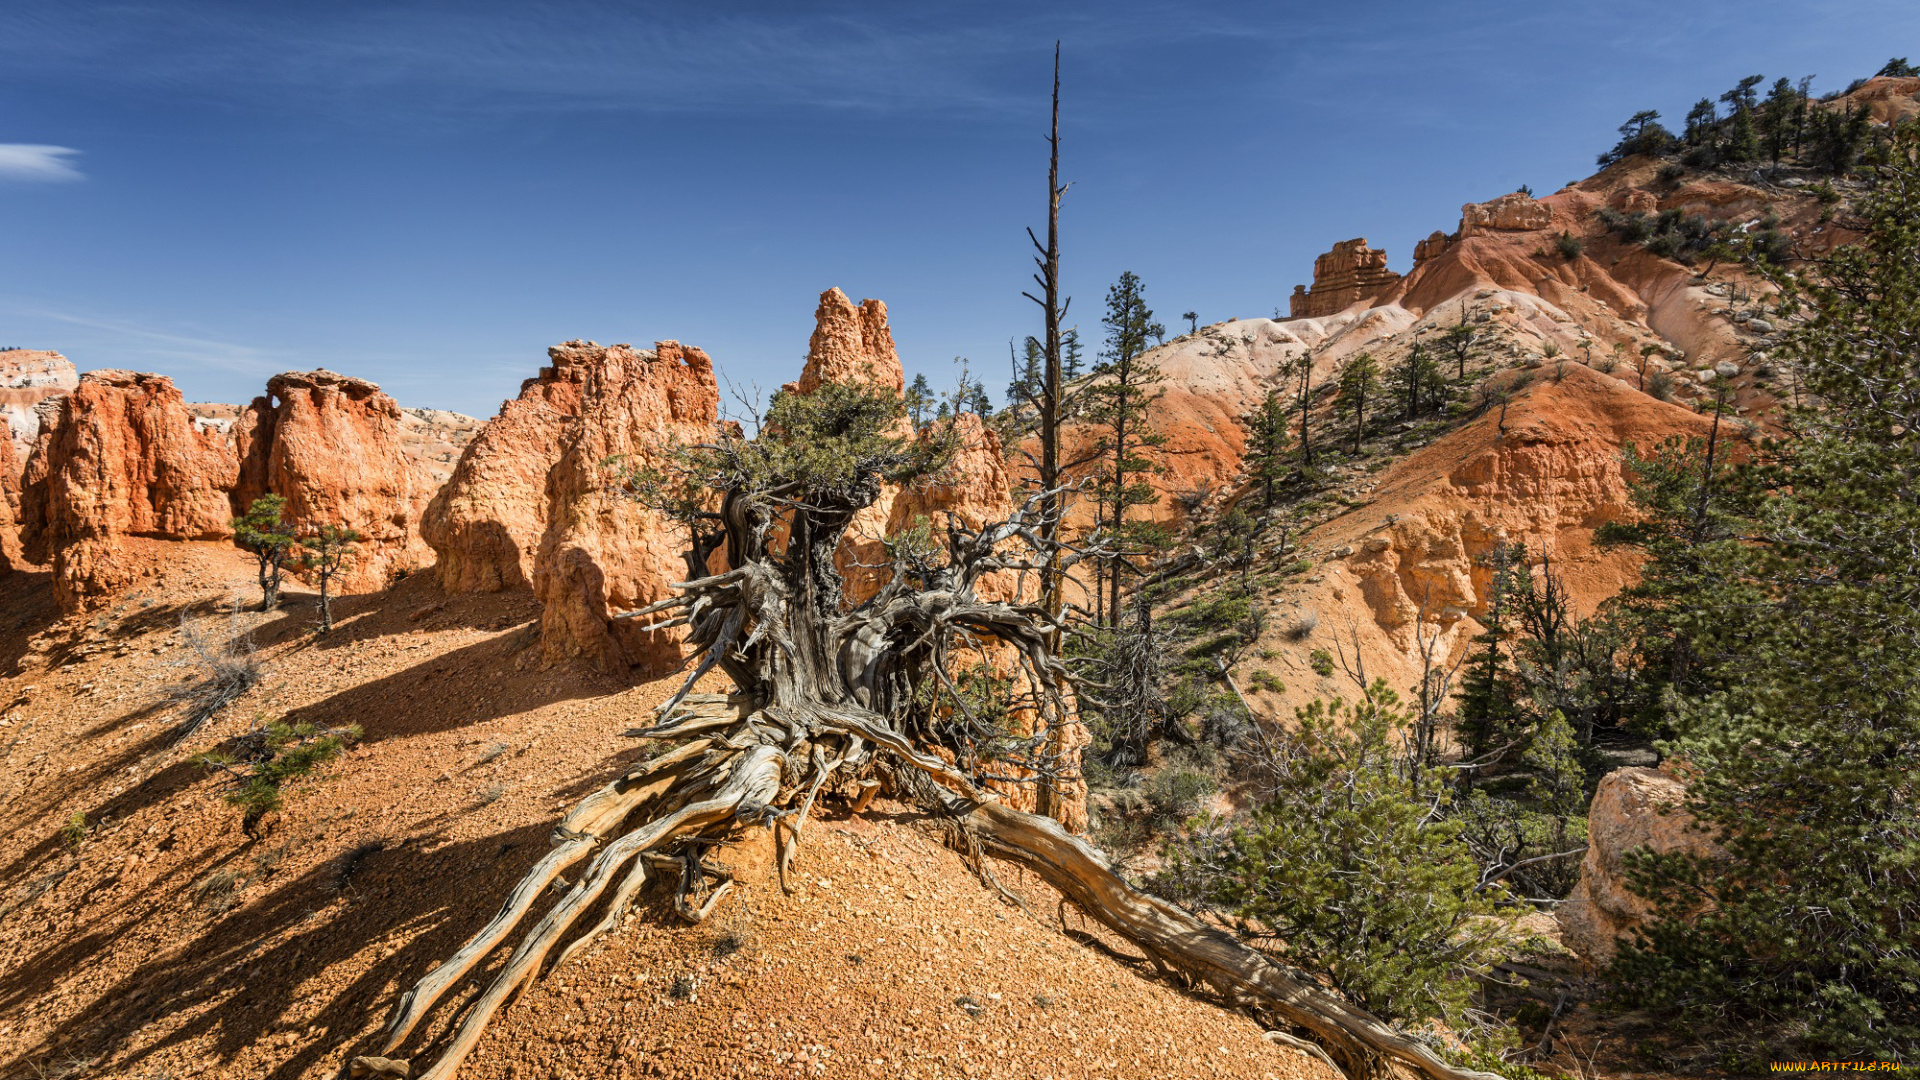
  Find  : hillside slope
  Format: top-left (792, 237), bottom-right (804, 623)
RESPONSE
top-left (0, 553), bottom-right (1332, 1080)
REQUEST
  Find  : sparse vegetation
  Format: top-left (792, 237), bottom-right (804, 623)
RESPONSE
top-left (198, 718), bottom-right (361, 835)
top-left (166, 604), bottom-right (265, 739)
top-left (1164, 683), bottom-right (1502, 1027)
top-left (60, 812), bottom-right (88, 849)
top-left (296, 522), bottom-right (362, 633)
top-left (232, 495), bottom-right (297, 611)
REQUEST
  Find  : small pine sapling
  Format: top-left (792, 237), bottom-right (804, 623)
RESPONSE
top-left (233, 495), bottom-right (296, 611)
top-left (297, 524), bottom-right (362, 633)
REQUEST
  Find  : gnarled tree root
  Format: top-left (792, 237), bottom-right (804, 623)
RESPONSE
top-left (361, 736), bottom-right (1498, 1080)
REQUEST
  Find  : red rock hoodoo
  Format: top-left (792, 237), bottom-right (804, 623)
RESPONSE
top-left (1289, 238), bottom-right (1402, 318)
top-left (20, 371), bottom-right (240, 604)
top-left (530, 341), bottom-right (723, 673)
top-left (234, 370), bottom-right (436, 592)
top-left (20, 367), bottom-right (455, 608)
top-left (420, 365), bottom-right (582, 594)
top-left (788, 287), bottom-right (905, 396)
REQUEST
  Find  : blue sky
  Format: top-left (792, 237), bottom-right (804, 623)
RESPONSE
top-left (2, 1), bottom-right (1913, 418)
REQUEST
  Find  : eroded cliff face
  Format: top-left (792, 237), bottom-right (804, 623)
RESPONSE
top-left (18, 368), bottom-right (463, 608)
top-left (1254, 364), bottom-right (1715, 716)
top-left (20, 371), bottom-right (240, 604)
top-left (1288, 238), bottom-right (1402, 319)
top-left (235, 370), bottom-right (436, 592)
top-left (530, 341), bottom-right (723, 674)
top-left (1557, 766), bottom-right (1720, 965)
top-left (1, 350), bottom-right (77, 476)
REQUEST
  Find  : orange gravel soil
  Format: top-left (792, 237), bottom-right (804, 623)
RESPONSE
top-left (0, 541), bottom-right (1337, 1080)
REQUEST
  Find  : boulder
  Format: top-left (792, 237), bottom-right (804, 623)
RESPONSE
top-left (1558, 766), bottom-right (1722, 965)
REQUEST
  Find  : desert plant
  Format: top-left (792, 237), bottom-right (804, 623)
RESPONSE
top-left (166, 604), bottom-right (264, 739)
top-left (1166, 682), bottom-right (1502, 1026)
top-left (296, 523), bottom-right (362, 633)
top-left (61, 812), bottom-right (88, 849)
top-left (1646, 371), bottom-right (1677, 401)
top-left (232, 495), bottom-right (296, 611)
top-left (1337, 352), bottom-right (1382, 454)
top-left (199, 718), bottom-right (361, 836)
top-left (1309, 648), bottom-right (1334, 677)
top-left (1555, 232), bottom-right (1584, 260)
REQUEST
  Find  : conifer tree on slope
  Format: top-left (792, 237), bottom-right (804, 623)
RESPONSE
top-left (1085, 269), bottom-right (1167, 626)
top-left (1604, 126), bottom-right (1920, 1061)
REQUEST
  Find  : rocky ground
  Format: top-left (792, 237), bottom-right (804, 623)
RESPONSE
top-left (0, 544), bottom-right (1335, 1080)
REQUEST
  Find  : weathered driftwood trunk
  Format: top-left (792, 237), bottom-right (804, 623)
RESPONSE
top-left (354, 414), bottom-right (1500, 1080)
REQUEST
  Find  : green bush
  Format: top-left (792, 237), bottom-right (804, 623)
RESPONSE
top-left (1146, 768), bottom-right (1217, 827)
top-left (1166, 682), bottom-right (1501, 1026)
top-left (1308, 648), bottom-right (1334, 677)
top-left (200, 720), bottom-right (361, 835)
top-left (1555, 231), bottom-right (1585, 260)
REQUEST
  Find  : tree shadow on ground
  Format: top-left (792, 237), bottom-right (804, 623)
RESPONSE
top-left (0, 729), bottom-right (662, 1080)
top-left (0, 818), bottom-right (562, 1080)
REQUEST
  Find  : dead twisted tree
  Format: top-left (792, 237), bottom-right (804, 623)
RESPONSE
top-left (353, 384), bottom-right (1500, 1080)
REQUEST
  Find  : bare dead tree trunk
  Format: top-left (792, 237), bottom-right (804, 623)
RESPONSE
top-left (1023, 42), bottom-right (1071, 674)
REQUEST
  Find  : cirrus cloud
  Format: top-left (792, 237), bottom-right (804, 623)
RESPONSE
top-left (0, 144), bottom-right (83, 182)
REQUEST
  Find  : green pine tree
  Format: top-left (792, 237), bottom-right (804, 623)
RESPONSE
top-left (1178, 681), bottom-right (1502, 1027)
top-left (233, 495), bottom-right (297, 611)
top-left (1604, 126), bottom-right (1920, 1061)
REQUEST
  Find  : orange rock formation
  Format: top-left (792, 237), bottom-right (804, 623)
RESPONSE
top-left (20, 368), bottom-right (455, 608)
top-left (419, 357), bottom-right (584, 594)
top-left (1288, 238), bottom-right (1402, 318)
top-left (234, 370), bottom-right (436, 592)
top-left (789, 287), bottom-right (905, 396)
top-left (532, 341), bottom-right (723, 673)
top-left (21, 372), bottom-right (241, 604)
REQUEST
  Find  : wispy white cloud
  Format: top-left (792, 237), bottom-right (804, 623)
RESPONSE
top-left (0, 144), bottom-right (82, 181)
top-left (11, 304), bottom-right (286, 381)
top-left (0, 3), bottom-right (1242, 122)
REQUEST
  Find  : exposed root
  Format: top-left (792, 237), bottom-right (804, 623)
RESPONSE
top-left (359, 463), bottom-right (1498, 1080)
